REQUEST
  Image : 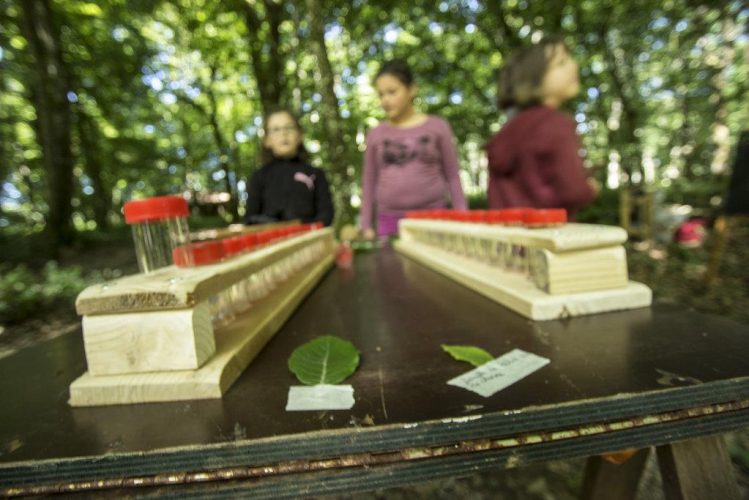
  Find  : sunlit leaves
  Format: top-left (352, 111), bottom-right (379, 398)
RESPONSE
top-left (0, 0), bottom-right (746, 235)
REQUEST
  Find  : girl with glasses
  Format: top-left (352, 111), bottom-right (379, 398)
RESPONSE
top-left (244, 108), bottom-right (333, 226)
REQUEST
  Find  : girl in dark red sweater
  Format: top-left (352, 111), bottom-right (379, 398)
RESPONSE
top-left (486, 37), bottom-right (598, 217)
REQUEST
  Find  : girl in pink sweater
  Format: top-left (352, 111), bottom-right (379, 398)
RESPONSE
top-left (486, 37), bottom-right (598, 218)
top-left (360, 60), bottom-right (467, 238)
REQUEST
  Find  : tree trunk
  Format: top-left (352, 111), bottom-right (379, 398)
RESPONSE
top-left (180, 116), bottom-right (197, 201)
top-left (706, 14), bottom-right (735, 176)
top-left (679, 95), bottom-right (695, 180)
top-left (206, 66), bottom-right (239, 220)
top-left (304, 0), bottom-right (353, 226)
top-left (0, 67), bottom-right (8, 219)
top-left (76, 109), bottom-right (111, 229)
top-left (21, 0), bottom-right (75, 249)
top-left (599, 20), bottom-right (642, 184)
top-left (235, 0), bottom-right (286, 116)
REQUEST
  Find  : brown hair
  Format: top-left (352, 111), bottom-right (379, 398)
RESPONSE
top-left (497, 36), bottom-right (569, 110)
top-left (375, 59), bottom-right (414, 86)
top-left (261, 107), bottom-right (309, 164)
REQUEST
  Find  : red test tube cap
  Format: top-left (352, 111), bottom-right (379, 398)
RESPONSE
top-left (490, 208), bottom-right (529, 225)
top-left (467, 210), bottom-right (488, 223)
top-left (222, 235), bottom-right (245, 256)
top-left (524, 208), bottom-right (567, 227)
top-left (240, 232), bottom-right (258, 251)
top-left (186, 240), bottom-right (225, 266)
top-left (123, 195), bottom-right (189, 224)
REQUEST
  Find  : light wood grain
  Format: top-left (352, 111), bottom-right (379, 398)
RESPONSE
top-left (76, 228), bottom-right (334, 316)
top-left (530, 246), bottom-right (629, 295)
top-left (581, 448), bottom-right (650, 500)
top-left (69, 253), bottom-right (334, 406)
top-left (657, 435), bottom-right (740, 500)
top-left (82, 303), bottom-right (215, 376)
top-left (399, 220), bottom-right (628, 252)
top-left (394, 240), bottom-right (651, 320)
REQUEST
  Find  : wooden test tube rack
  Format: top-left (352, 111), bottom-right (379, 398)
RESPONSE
top-left (394, 220), bottom-right (651, 321)
top-left (69, 228), bottom-right (335, 407)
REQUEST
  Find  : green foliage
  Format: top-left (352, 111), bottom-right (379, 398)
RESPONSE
top-left (441, 344), bottom-right (494, 367)
top-left (662, 173), bottom-right (728, 208)
top-left (0, 262), bottom-right (87, 324)
top-left (0, 265), bottom-right (43, 324)
top-left (576, 188), bottom-right (620, 225)
top-left (627, 222), bottom-right (749, 326)
top-left (41, 262), bottom-right (89, 301)
top-left (466, 193), bottom-right (488, 210)
top-left (288, 335), bottom-right (360, 385)
top-left (1, 0), bottom-right (747, 240)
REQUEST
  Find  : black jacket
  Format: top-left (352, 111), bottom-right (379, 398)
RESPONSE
top-left (244, 156), bottom-right (334, 226)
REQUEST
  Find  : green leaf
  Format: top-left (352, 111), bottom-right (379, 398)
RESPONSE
top-left (69, 3), bottom-right (103, 17)
top-left (441, 345), bottom-right (494, 367)
top-left (288, 336), bottom-right (360, 385)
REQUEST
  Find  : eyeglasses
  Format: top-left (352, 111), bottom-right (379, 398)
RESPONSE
top-left (267, 125), bottom-right (298, 135)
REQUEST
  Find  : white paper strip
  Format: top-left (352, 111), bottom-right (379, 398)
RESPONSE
top-left (447, 349), bottom-right (550, 398)
top-left (285, 384), bottom-right (355, 411)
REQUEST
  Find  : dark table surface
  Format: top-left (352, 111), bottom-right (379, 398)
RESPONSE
top-left (2, 245), bottom-right (748, 496)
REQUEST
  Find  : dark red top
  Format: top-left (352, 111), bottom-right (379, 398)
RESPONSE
top-left (486, 106), bottom-right (595, 217)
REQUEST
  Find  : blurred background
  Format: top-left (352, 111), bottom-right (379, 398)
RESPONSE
top-left (0, 1), bottom-right (747, 496)
top-left (1, 1), bottom-right (747, 244)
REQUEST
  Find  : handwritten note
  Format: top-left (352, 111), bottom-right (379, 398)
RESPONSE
top-left (447, 349), bottom-right (550, 398)
top-left (285, 384), bottom-right (355, 411)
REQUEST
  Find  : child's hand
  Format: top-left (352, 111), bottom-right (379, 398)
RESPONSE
top-left (361, 228), bottom-right (376, 240)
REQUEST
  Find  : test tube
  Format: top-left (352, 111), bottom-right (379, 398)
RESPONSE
top-left (123, 195), bottom-right (192, 274)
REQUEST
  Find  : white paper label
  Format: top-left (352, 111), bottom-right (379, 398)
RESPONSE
top-left (285, 384), bottom-right (355, 411)
top-left (447, 349), bottom-right (550, 398)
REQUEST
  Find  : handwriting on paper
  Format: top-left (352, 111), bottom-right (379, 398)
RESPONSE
top-left (447, 349), bottom-right (550, 398)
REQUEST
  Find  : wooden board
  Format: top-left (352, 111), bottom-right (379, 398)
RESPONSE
top-left (68, 254), bottom-right (334, 406)
top-left (394, 240), bottom-right (651, 320)
top-left (581, 449), bottom-right (650, 500)
top-left (656, 435), bottom-right (740, 500)
top-left (76, 228), bottom-right (334, 316)
top-left (82, 303), bottom-right (215, 376)
top-left (530, 246), bottom-right (629, 295)
top-left (399, 220), bottom-right (628, 253)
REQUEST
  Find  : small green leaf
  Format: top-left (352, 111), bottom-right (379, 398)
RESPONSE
top-left (288, 336), bottom-right (360, 385)
top-left (70, 3), bottom-right (103, 16)
top-left (442, 344), bottom-right (494, 367)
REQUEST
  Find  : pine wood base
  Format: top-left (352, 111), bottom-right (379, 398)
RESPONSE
top-left (394, 240), bottom-right (651, 320)
top-left (69, 254), bottom-right (334, 406)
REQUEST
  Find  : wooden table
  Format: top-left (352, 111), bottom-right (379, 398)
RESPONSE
top-left (1, 245), bottom-right (747, 498)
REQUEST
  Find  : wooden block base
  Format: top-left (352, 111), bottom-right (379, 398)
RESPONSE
top-left (657, 435), bottom-right (740, 500)
top-left (68, 254), bottom-right (334, 406)
top-left (394, 240), bottom-right (651, 320)
top-left (82, 303), bottom-right (215, 375)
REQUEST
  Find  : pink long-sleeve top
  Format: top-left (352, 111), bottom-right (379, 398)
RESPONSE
top-left (360, 115), bottom-right (467, 231)
top-left (486, 105), bottom-right (596, 217)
